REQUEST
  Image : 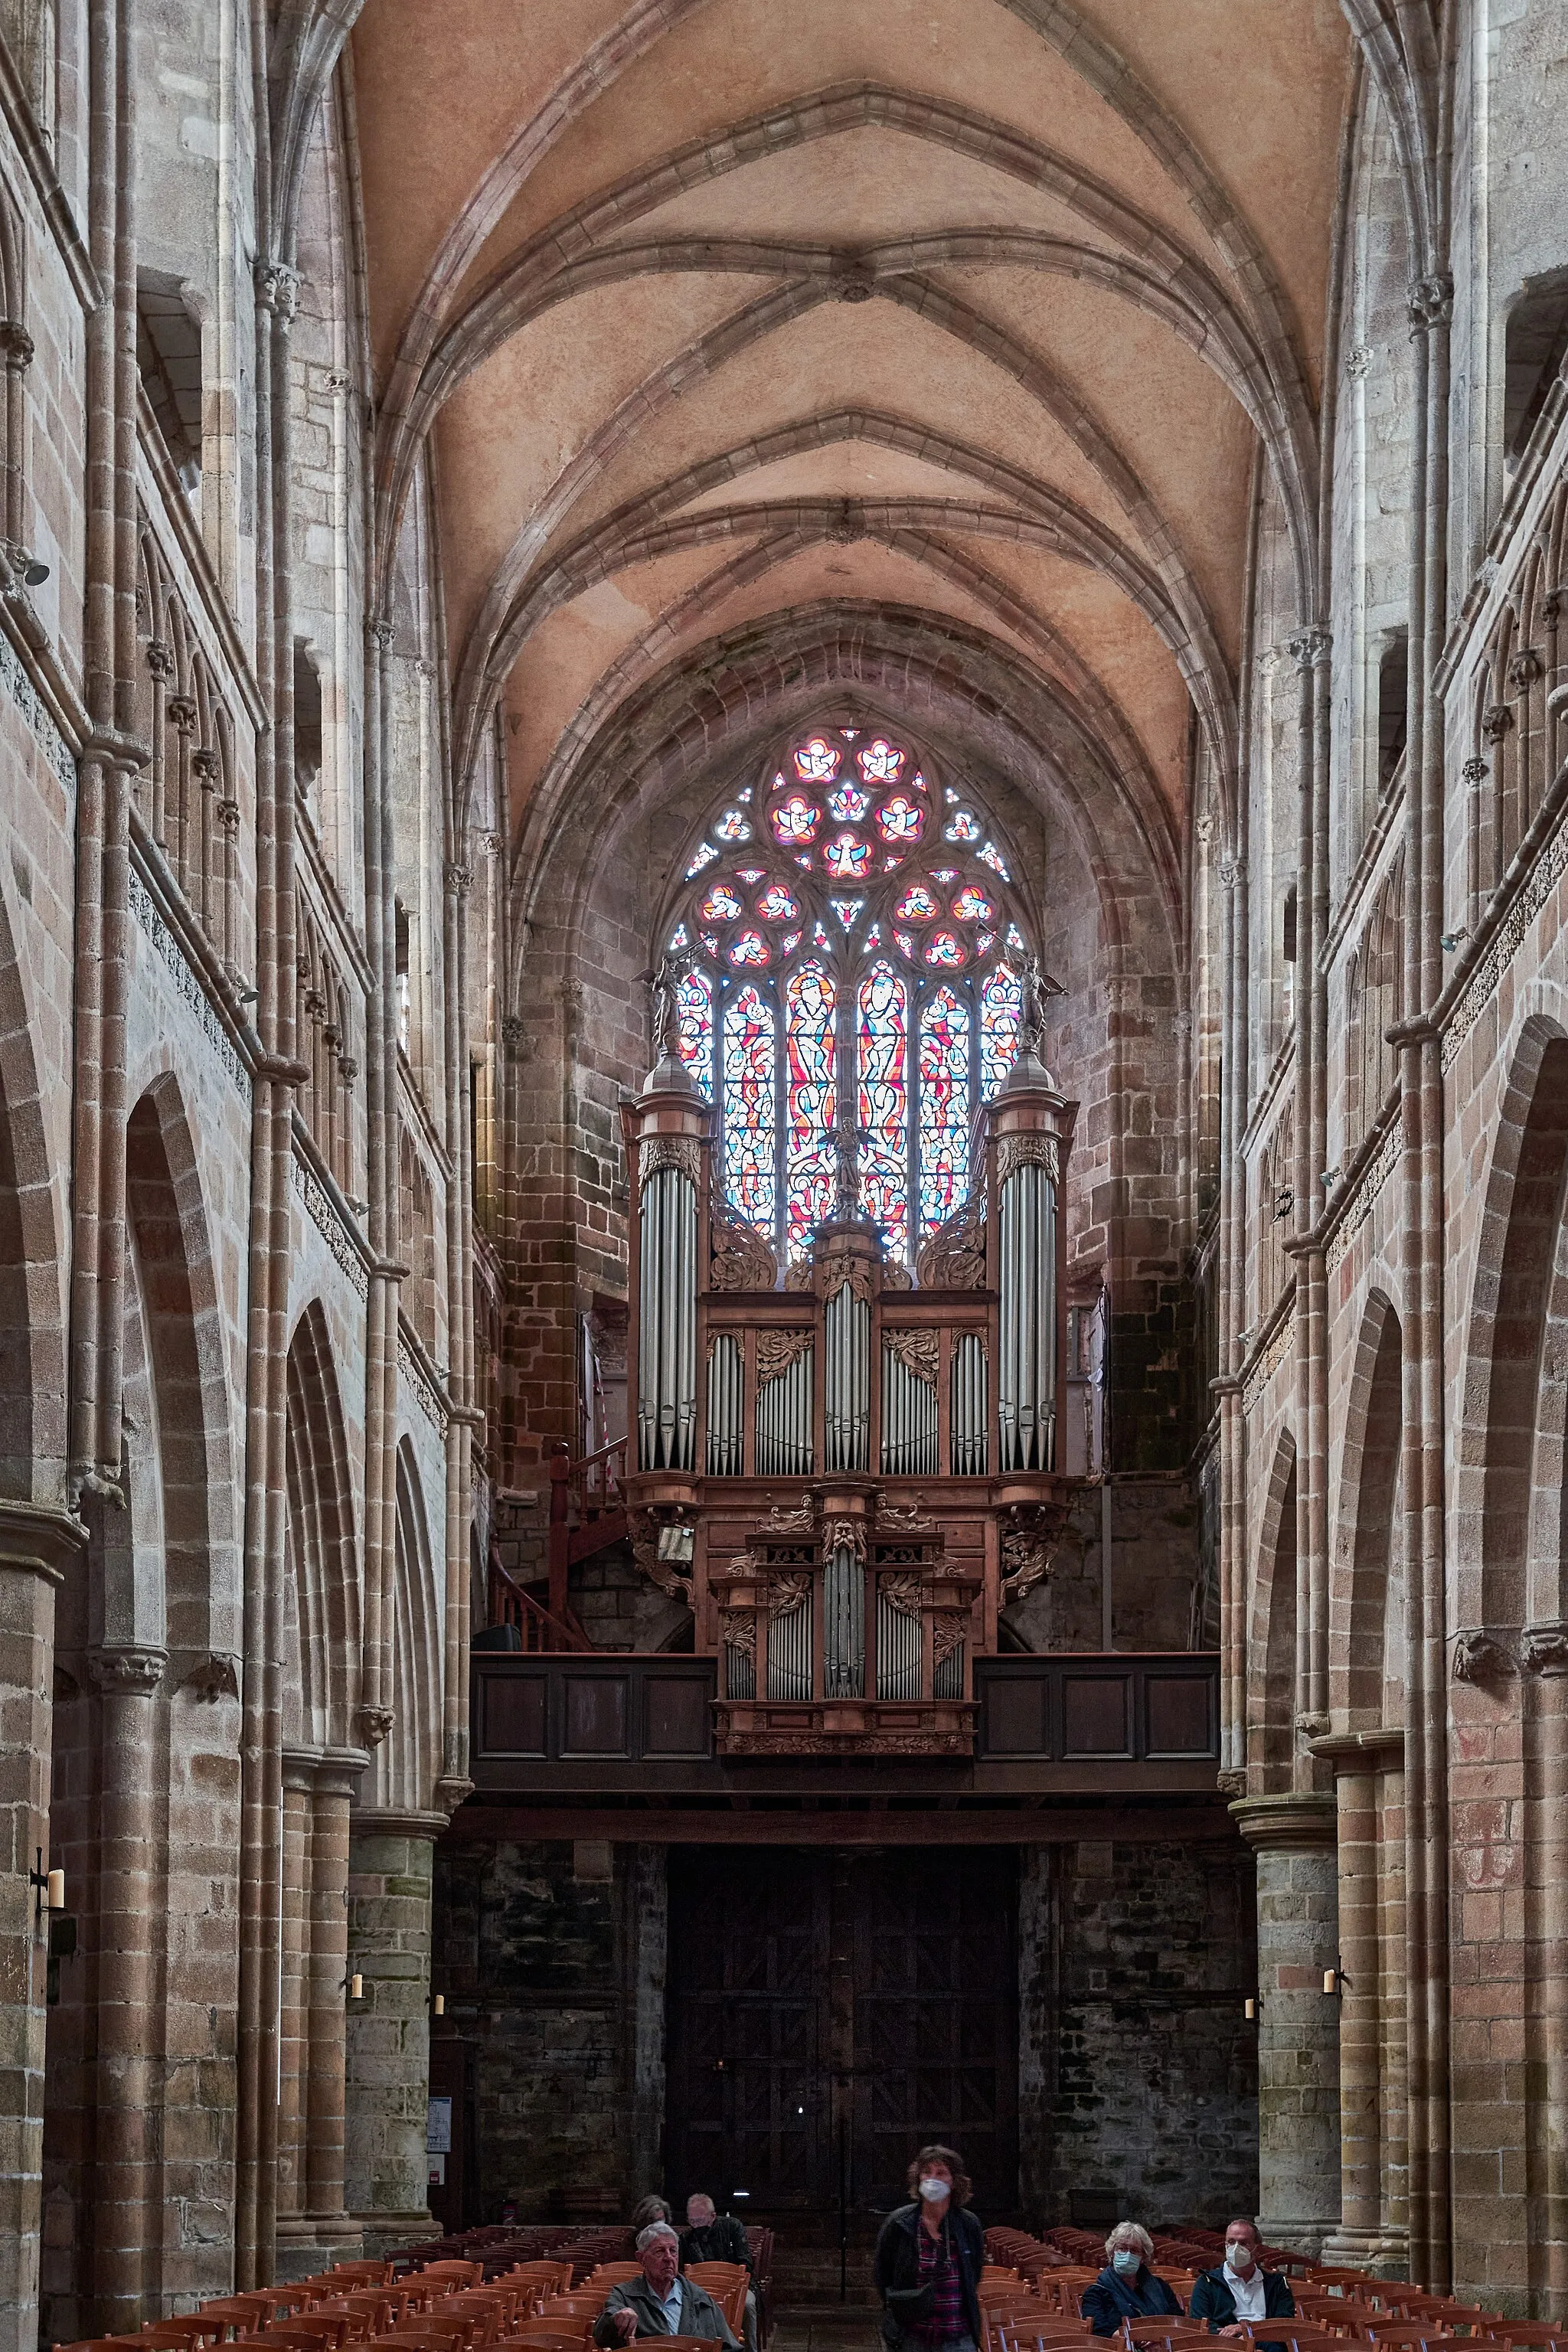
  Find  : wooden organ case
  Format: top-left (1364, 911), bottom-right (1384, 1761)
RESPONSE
top-left (625, 1042), bottom-right (1076, 1759)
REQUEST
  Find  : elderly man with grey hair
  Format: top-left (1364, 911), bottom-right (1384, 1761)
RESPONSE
top-left (593, 2223), bottom-right (742, 2347)
top-left (1080, 2223), bottom-right (1185, 2338)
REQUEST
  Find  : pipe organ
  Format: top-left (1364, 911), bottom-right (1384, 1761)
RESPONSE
top-left (624, 1040), bottom-right (1076, 1757)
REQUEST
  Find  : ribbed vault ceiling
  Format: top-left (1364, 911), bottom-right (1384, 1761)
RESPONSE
top-left (353, 0), bottom-right (1353, 877)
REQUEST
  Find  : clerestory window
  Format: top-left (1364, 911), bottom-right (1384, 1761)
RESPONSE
top-left (664, 721), bottom-right (1033, 1267)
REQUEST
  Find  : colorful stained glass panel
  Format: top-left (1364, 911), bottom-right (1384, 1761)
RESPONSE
top-left (857, 962), bottom-right (910, 1259)
top-left (772, 794), bottom-right (820, 844)
top-left (701, 882), bottom-right (744, 921)
top-left (918, 985), bottom-right (971, 1230)
top-left (980, 964), bottom-right (1022, 1096)
top-left (756, 880), bottom-right (800, 920)
top-left (728, 929), bottom-right (769, 966)
top-left (875, 793), bottom-right (924, 844)
top-left (794, 736), bottom-right (840, 782)
top-left (721, 985), bottom-right (777, 1231)
top-left (828, 782), bottom-right (870, 822)
top-left (677, 966), bottom-right (714, 1099)
top-left (785, 962), bottom-right (837, 1256)
top-left (857, 738), bottom-right (903, 783)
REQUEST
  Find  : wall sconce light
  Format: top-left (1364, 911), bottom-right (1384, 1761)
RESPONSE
top-left (30, 1850), bottom-right (64, 1923)
top-left (1323, 1965), bottom-right (1348, 1996)
top-left (345, 1971), bottom-right (364, 2001)
top-left (1244, 1996), bottom-right (1259, 2021)
top-left (433, 1993), bottom-right (445, 2017)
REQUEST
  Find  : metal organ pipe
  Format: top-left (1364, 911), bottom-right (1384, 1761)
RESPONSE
top-left (876, 1589), bottom-right (922, 1700)
top-left (880, 1345), bottom-right (938, 1475)
top-left (706, 1334), bottom-right (743, 1475)
top-left (637, 1164), bottom-right (697, 1471)
top-left (950, 1331), bottom-right (988, 1474)
top-left (998, 1161), bottom-right (1057, 1472)
top-left (823, 1543), bottom-right (865, 1697)
top-left (766, 1589), bottom-right (812, 1701)
top-left (755, 1348), bottom-right (813, 1474)
top-left (825, 1282), bottom-right (871, 1472)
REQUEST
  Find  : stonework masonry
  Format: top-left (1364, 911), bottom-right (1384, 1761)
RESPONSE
top-left (0, 0), bottom-right (1563, 2331)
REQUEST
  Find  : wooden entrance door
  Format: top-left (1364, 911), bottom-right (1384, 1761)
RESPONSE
top-left (665, 1846), bottom-right (1018, 2216)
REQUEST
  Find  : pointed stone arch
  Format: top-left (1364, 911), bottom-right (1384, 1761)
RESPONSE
top-left (1248, 1427), bottom-right (1298, 1787)
top-left (283, 1301), bottom-right (361, 1753)
top-left (365, 1439), bottom-right (441, 1815)
top-left (0, 883), bottom-right (64, 1505)
top-left (1331, 1291), bottom-right (1404, 1728)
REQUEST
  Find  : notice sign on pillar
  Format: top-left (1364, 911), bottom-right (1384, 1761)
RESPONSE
top-left (427, 2093), bottom-right (452, 2187)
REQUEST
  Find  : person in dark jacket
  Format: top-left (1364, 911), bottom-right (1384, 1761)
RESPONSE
top-left (1188, 2221), bottom-right (1294, 2351)
top-left (682, 2194), bottom-right (756, 2352)
top-left (872, 2145), bottom-right (986, 2352)
top-left (1080, 2224), bottom-right (1184, 2338)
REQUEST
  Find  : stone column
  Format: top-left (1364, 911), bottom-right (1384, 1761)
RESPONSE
top-left (1319, 1761), bottom-right (1380, 2267)
top-left (1232, 1792), bottom-right (1341, 2256)
top-left (276, 1749), bottom-right (366, 2279)
top-left (346, 1809), bottom-right (442, 2256)
top-left (89, 1642), bottom-right (167, 2331)
top-left (0, 1508), bottom-right (77, 2352)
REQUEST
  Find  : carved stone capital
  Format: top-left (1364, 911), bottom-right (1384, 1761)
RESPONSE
top-left (181, 1654), bottom-right (240, 1703)
top-left (166, 695), bottom-right (198, 734)
top-left (1508, 648), bottom-right (1545, 693)
top-left (0, 319), bottom-right (34, 370)
top-left (145, 639), bottom-right (175, 682)
top-left (1520, 1622), bottom-right (1568, 1678)
top-left (443, 861), bottom-right (472, 897)
top-left (355, 1704), bottom-right (395, 1749)
top-left (366, 616), bottom-right (394, 653)
top-left (255, 258), bottom-right (300, 320)
top-left (191, 746), bottom-right (220, 784)
top-left (1406, 273), bottom-right (1453, 333)
top-left (1287, 627), bottom-right (1332, 672)
top-left (1460, 756), bottom-right (1491, 785)
top-left (1481, 704), bottom-right (1515, 744)
top-left (87, 1644), bottom-right (167, 1694)
top-left (1452, 1628), bottom-right (1514, 1686)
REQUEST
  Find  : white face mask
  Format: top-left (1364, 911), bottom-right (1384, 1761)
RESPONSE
top-left (920, 2177), bottom-right (951, 2204)
top-left (1112, 2252), bottom-right (1142, 2278)
top-left (1224, 2245), bottom-right (1255, 2275)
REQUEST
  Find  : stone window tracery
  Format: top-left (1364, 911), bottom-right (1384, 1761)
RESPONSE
top-left (665, 722), bottom-right (1031, 1265)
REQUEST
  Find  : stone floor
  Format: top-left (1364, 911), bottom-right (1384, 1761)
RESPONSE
top-left (772, 2316), bottom-right (885, 2352)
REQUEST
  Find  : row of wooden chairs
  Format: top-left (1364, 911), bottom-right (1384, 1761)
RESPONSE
top-left (980, 2237), bottom-right (1568, 2352)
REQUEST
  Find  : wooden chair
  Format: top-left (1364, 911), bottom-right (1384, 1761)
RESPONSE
top-left (331, 2266), bottom-right (397, 2289)
top-left (423, 2267), bottom-right (487, 2293)
top-left (508, 2331), bottom-right (587, 2352)
top-left (1477, 2332), bottom-right (1568, 2350)
top-left (590, 2268), bottom-right (642, 2286)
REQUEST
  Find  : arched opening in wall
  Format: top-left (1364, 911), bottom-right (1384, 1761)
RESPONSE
top-left (283, 1302), bottom-right (358, 1753)
top-left (1504, 269), bottom-right (1568, 472)
top-left (294, 642), bottom-right (324, 805)
top-left (136, 272), bottom-right (203, 498)
top-left (1377, 635), bottom-right (1409, 791)
top-left (1478, 1037), bottom-right (1568, 1636)
top-left (1249, 1434), bottom-right (1298, 1786)
top-left (371, 1441), bottom-right (438, 1814)
top-left (0, 1045), bottom-right (32, 1497)
top-left (1338, 1297), bottom-right (1405, 1728)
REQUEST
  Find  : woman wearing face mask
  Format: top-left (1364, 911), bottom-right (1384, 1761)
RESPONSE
top-left (872, 2146), bottom-right (985, 2352)
top-left (1188, 2220), bottom-right (1294, 2348)
top-left (1080, 2223), bottom-right (1184, 2337)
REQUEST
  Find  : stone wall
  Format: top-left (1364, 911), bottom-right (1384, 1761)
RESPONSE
top-left (431, 1840), bottom-right (665, 2223)
top-left (1023, 1838), bottom-right (1259, 2231)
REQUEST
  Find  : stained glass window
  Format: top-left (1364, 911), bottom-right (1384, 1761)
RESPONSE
top-left (980, 965), bottom-right (1022, 1097)
top-left (785, 963), bottom-right (838, 1256)
top-left (669, 721), bottom-right (1037, 1268)
top-left (721, 985), bottom-right (776, 1232)
top-left (918, 987), bottom-right (970, 1231)
top-left (858, 963), bottom-right (910, 1261)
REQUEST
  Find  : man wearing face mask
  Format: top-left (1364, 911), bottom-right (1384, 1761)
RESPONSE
top-left (1188, 2220), bottom-right (1295, 2348)
top-left (1080, 2224), bottom-right (1184, 2337)
top-left (873, 2145), bottom-right (985, 2352)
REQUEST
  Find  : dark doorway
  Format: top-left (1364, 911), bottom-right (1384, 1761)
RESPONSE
top-left (666, 1846), bottom-right (1019, 2220)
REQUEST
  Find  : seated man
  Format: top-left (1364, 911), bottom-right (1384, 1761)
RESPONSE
top-left (681, 2194), bottom-right (756, 2352)
top-left (595, 2221), bottom-right (742, 2347)
top-left (1188, 2221), bottom-right (1294, 2351)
